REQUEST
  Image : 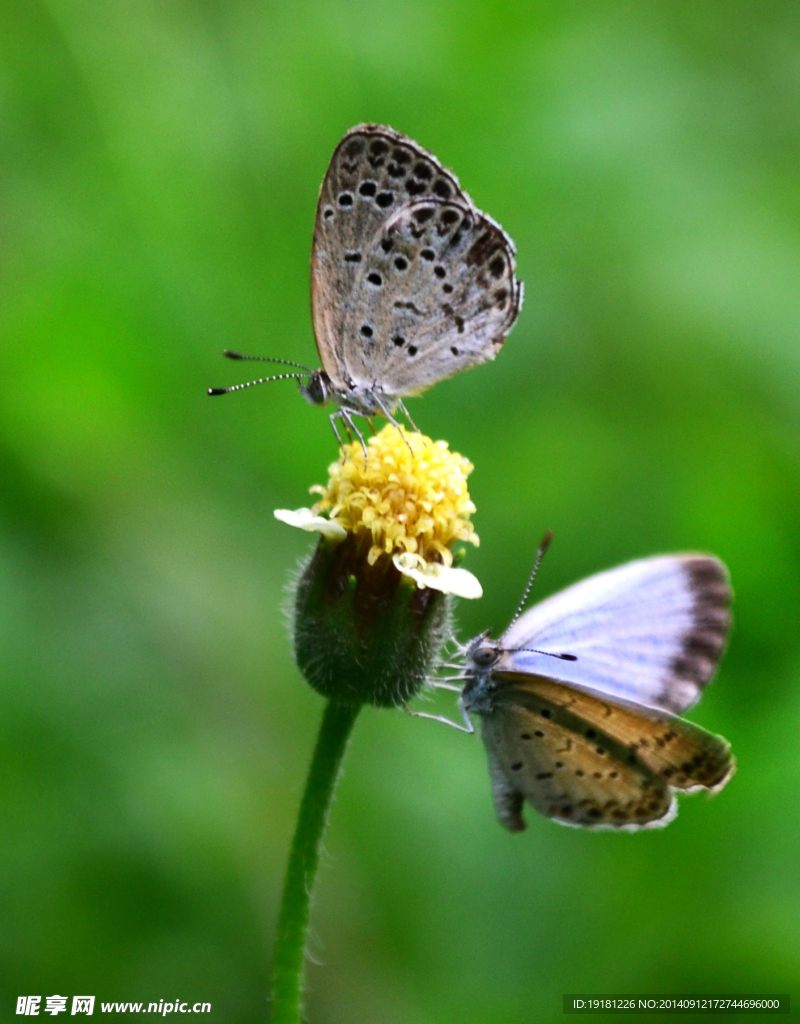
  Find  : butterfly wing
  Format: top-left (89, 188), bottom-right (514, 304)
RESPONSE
top-left (499, 555), bottom-right (731, 714)
top-left (339, 199), bottom-right (521, 397)
top-left (513, 675), bottom-right (735, 791)
top-left (477, 680), bottom-right (675, 831)
top-left (311, 124), bottom-right (463, 389)
top-left (311, 124), bottom-right (521, 394)
top-left (475, 674), bottom-right (733, 831)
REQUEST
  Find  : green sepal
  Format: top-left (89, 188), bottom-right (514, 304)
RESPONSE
top-left (293, 534), bottom-right (451, 707)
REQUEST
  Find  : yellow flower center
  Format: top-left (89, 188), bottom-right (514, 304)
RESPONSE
top-left (311, 425), bottom-right (479, 568)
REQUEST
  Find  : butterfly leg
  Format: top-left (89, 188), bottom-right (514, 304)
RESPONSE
top-left (408, 677), bottom-right (463, 691)
top-left (339, 408), bottom-right (370, 463)
top-left (404, 702), bottom-right (475, 733)
top-left (397, 398), bottom-right (421, 435)
top-left (328, 411), bottom-right (350, 450)
top-left (372, 393), bottom-right (414, 454)
top-left (329, 408), bottom-right (370, 464)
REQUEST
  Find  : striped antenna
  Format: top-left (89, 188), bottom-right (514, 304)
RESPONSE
top-left (513, 647), bottom-right (577, 661)
top-left (223, 350), bottom-right (314, 373)
top-left (208, 372), bottom-right (308, 396)
top-left (505, 530), bottom-right (554, 630)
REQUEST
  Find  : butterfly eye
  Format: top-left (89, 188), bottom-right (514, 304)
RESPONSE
top-left (472, 646), bottom-right (498, 668)
top-left (301, 372), bottom-right (328, 407)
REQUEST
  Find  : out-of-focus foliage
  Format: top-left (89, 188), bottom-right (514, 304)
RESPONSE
top-left (2, 1), bottom-right (799, 1019)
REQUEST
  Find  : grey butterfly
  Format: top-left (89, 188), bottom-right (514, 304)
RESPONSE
top-left (423, 537), bottom-right (735, 831)
top-left (209, 124), bottom-right (523, 444)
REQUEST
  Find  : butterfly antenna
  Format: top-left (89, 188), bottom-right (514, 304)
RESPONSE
top-left (208, 372), bottom-right (308, 396)
top-left (223, 350), bottom-right (314, 373)
top-left (515, 647), bottom-right (577, 661)
top-left (506, 530), bottom-right (554, 629)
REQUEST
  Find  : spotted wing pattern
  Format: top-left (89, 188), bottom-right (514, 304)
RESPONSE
top-left (499, 556), bottom-right (732, 714)
top-left (339, 199), bottom-right (520, 395)
top-left (477, 674), bottom-right (734, 832)
top-left (311, 124), bottom-right (522, 394)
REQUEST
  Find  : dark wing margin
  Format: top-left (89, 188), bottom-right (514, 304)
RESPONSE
top-left (668, 556), bottom-right (732, 710)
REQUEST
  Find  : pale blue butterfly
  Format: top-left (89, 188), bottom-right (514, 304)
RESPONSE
top-left (421, 534), bottom-right (735, 831)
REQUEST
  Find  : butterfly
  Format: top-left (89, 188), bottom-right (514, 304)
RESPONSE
top-left (425, 535), bottom-right (735, 831)
top-left (209, 124), bottom-right (523, 446)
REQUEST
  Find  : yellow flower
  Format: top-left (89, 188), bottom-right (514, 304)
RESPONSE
top-left (276, 426), bottom-right (482, 705)
top-left (313, 426), bottom-right (479, 565)
top-left (276, 425), bottom-right (481, 599)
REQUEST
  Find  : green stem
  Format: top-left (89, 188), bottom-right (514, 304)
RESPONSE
top-left (271, 699), bottom-right (361, 1023)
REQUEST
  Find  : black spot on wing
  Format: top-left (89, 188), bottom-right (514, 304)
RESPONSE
top-left (345, 138), bottom-right (365, 159)
top-left (466, 229), bottom-right (500, 267)
top-left (368, 138), bottom-right (389, 170)
top-left (394, 300), bottom-right (423, 316)
top-left (489, 255), bottom-right (505, 277)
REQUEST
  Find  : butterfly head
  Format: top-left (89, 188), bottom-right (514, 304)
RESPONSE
top-left (299, 370), bottom-right (332, 407)
top-left (465, 630), bottom-right (502, 676)
top-left (458, 631), bottom-right (504, 713)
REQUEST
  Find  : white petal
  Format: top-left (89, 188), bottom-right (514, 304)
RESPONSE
top-left (393, 553), bottom-right (482, 599)
top-left (274, 508), bottom-right (346, 541)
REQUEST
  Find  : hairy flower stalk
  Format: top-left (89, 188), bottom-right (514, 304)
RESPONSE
top-left (271, 425), bottom-right (480, 1023)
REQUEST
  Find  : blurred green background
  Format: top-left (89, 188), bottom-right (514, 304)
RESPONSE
top-left (3, 0), bottom-right (800, 1020)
